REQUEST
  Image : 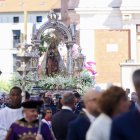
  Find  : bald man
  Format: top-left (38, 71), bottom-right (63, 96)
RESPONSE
top-left (67, 88), bottom-right (101, 140)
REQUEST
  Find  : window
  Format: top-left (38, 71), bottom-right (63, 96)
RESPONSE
top-left (36, 16), bottom-right (42, 22)
top-left (12, 30), bottom-right (20, 48)
top-left (13, 17), bottom-right (19, 23)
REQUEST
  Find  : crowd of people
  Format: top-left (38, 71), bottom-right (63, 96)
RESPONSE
top-left (0, 93), bottom-right (10, 109)
top-left (0, 69), bottom-right (140, 140)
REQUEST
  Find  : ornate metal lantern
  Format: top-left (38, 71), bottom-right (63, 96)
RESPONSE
top-left (17, 43), bottom-right (31, 74)
top-left (16, 41), bottom-right (40, 100)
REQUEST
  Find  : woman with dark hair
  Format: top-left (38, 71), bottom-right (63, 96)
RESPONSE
top-left (86, 85), bottom-right (129, 140)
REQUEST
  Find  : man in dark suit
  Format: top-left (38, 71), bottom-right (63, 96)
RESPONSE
top-left (110, 69), bottom-right (140, 140)
top-left (52, 92), bottom-right (76, 140)
top-left (67, 88), bottom-right (101, 140)
top-left (73, 91), bottom-right (82, 114)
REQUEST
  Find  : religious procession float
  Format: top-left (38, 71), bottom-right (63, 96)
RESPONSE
top-left (12, 11), bottom-right (96, 97)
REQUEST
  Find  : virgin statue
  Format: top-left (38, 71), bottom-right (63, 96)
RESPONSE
top-left (46, 37), bottom-right (60, 76)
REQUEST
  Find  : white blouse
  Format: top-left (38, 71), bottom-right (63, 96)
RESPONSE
top-left (86, 113), bottom-right (112, 140)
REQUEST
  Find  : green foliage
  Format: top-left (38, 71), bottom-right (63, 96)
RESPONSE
top-left (39, 45), bottom-right (47, 53)
top-left (0, 80), bottom-right (11, 93)
top-left (9, 70), bottom-right (95, 95)
top-left (37, 73), bottom-right (95, 94)
top-left (10, 73), bottom-right (22, 88)
top-left (10, 72), bottom-right (37, 92)
top-left (38, 75), bottom-right (77, 90)
top-left (78, 71), bottom-right (95, 94)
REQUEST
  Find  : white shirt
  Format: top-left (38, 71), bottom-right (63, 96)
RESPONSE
top-left (83, 108), bottom-right (96, 123)
top-left (0, 107), bottom-right (23, 140)
top-left (62, 106), bottom-right (73, 111)
top-left (86, 113), bottom-right (112, 140)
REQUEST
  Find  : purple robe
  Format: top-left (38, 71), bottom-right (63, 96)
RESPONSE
top-left (5, 118), bottom-right (52, 140)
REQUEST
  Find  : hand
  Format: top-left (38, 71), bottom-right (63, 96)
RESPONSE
top-left (36, 134), bottom-right (43, 140)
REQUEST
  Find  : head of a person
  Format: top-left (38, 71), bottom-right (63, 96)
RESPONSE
top-left (83, 88), bottom-right (101, 116)
top-left (132, 69), bottom-right (140, 102)
top-left (43, 91), bottom-right (53, 105)
top-left (56, 97), bottom-right (62, 110)
top-left (9, 86), bottom-right (22, 108)
top-left (44, 107), bottom-right (53, 119)
top-left (5, 95), bottom-right (10, 105)
top-left (44, 96), bottom-right (52, 105)
top-left (61, 92), bottom-right (75, 109)
top-left (73, 91), bottom-right (81, 103)
top-left (99, 86), bottom-right (129, 118)
top-left (53, 93), bottom-right (61, 104)
top-left (22, 100), bottom-right (43, 122)
top-left (44, 92), bottom-right (52, 103)
top-left (45, 91), bottom-right (52, 98)
top-left (131, 92), bottom-right (138, 102)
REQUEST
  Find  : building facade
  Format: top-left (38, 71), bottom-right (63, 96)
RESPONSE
top-left (0, 0), bottom-right (60, 80)
top-left (76, 0), bottom-right (140, 90)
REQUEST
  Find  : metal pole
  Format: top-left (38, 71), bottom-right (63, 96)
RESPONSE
top-left (24, 10), bottom-right (28, 42)
top-left (21, 10), bottom-right (28, 101)
top-left (22, 62), bottom-right (26, 101)
top-left (66, 41), bottom-right (75, 76)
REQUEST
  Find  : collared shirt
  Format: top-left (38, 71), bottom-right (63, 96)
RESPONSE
top-left (62, 106), bottom-right (72, 111)
top-left (83, 108), bottom-right (96, 123)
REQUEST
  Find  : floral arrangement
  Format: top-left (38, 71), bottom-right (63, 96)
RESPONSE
top-left (84, 61), bottom-right (97, 76)
top-left (37, 72), bottom-right (95, 94)
top-left (10, 68), bottom-right (96, 95)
